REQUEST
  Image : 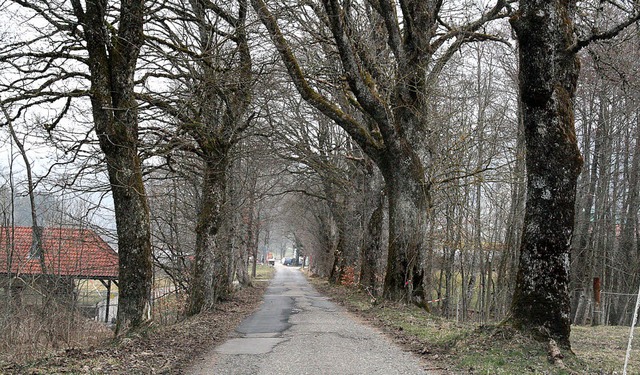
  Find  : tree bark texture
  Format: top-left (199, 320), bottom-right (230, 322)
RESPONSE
top-left (188, 156), bottom-right (231, 315)
top-left (380, 151), bottom-right (429, 301)
top-left (310, 205), bottom-right (336, 278)
top-left (359, 190), bottom-right (385, 293)
top-left (73, 0), bottom-right (153, 334)
top-left (323, 174), bottom-right (360, 285)
top-left (509, 0), bottom-right (583, 348)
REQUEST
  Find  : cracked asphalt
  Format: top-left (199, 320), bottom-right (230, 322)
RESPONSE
top-left (187, 264), bottom-right (433, 374)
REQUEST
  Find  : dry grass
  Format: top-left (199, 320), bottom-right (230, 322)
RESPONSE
top-left (0, 302), bottom-right (113, 364)
top-left (309, 277), bottom-right (640, 374)
top-left (1, 276), bottom-right (187, 366)
top-left (253, 264), bottom-right (276, 280)
top-left (572, 325), bottom-right (640, 374)
top-left (1, 281), bottom-right (273, 374)
top-left (1, 266), bottom-right (276, 374)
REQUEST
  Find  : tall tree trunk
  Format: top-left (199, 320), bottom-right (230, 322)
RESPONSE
top-left (620, 110), bottom-right (640, 298)
top-left (324, 179), bottom-right (347, 285)
top-left (359, 190), bottom-right (385, 293)
top-left (243, 180), bottom-right (257, 279)
top-left (381, 151), bottom-right (429, 301)
top-left (181, 0), bottom-right (252, 315)
top-left (570, 93), bottom-right (602, 319)
top-left (73, 0), bottom-right (152, 334)
top-left (496, 97), bottom-right (525, 318)
top-left (229, 170), bottom-right (251, 288)
top-left (326, 188), bottom-right (362, 285)
top-left (509, 0), bottom-right (583, 348)
top-left (106, 132), bottom-right (153, 334)
top-left (188, 156), bottom-right (231, 315)
top-left (312, 207), bottom-right (336, 277)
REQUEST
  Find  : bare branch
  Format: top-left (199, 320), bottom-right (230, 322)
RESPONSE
top-left (251, 0), bottom-right (383, 156)
top-left (572, 11), bottom-right (640, 52)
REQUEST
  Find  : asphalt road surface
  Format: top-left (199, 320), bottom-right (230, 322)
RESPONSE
top-left (187, 264), bottom-right (436, 374)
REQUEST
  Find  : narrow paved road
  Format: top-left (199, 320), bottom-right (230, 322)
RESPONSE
top-left (187, 264), bottom-right (435, 374)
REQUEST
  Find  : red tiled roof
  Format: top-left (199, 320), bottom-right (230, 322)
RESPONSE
top-left (0, 226), bottom-right (118, 279)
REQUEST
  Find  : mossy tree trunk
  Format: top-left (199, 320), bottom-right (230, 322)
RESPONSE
top-left (509, 0), bottom-right (583, 348)
top-left (144, 0), bottom-right (253, 315)
top-left (72, 0), bottom-right (153, 335)
top-left (188, 154), bottom-right (231, 315)
top-left (189, 0), bottom-right (251, 314)
top-left (379, 146), bottom-right (430, 301)
top-left (359, 192), bottom-right (384, 292)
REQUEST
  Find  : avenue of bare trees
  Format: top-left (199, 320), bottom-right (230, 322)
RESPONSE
top-left (1, 0), bottom-right (639, 353)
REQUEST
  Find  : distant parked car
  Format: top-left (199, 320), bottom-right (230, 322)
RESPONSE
top-left (283, 257), bottom-right (293, 266)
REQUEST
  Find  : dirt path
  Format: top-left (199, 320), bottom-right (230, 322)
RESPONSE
top-left (187, 265), bottom-right (437, 374)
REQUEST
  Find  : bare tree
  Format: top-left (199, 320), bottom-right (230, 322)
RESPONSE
top-left (509, 0), bottom-right (640, 347)
top-left (252, 0), bottom-right (510, 301)
top-left (0, 0), bottom-right (153, 334)
top-left (71, 0), bottom-right (152, 334)
top-left (141, 0), bottom-right (254, 314)
top-left (570, 32), bottom-right (640, 326)
top-left (2, 107), bottom-right (45, 275)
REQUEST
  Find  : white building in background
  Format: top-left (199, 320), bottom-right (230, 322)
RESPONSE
top-left (96, 295), bottom-right (118, 324)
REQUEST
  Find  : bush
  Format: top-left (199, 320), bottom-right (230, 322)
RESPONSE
top-left (0, 297), bottom-right (112, 363)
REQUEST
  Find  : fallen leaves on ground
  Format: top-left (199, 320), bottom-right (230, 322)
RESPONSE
top-left (1, 282), bottom-right (269, 375)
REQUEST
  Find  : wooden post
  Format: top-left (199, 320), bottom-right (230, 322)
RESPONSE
top-left (593, 277), bottom-right (601, 326)
top-left (105, 280), bottom-right (111, 324)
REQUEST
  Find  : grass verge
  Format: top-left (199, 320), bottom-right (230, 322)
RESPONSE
top-left (308, 276), bottom-right (637, 374)
top-left (252, 264), bottom-right (276, 280)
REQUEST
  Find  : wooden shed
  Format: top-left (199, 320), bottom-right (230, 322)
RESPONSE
top-left (0, 226), bottom-right (119, 322)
